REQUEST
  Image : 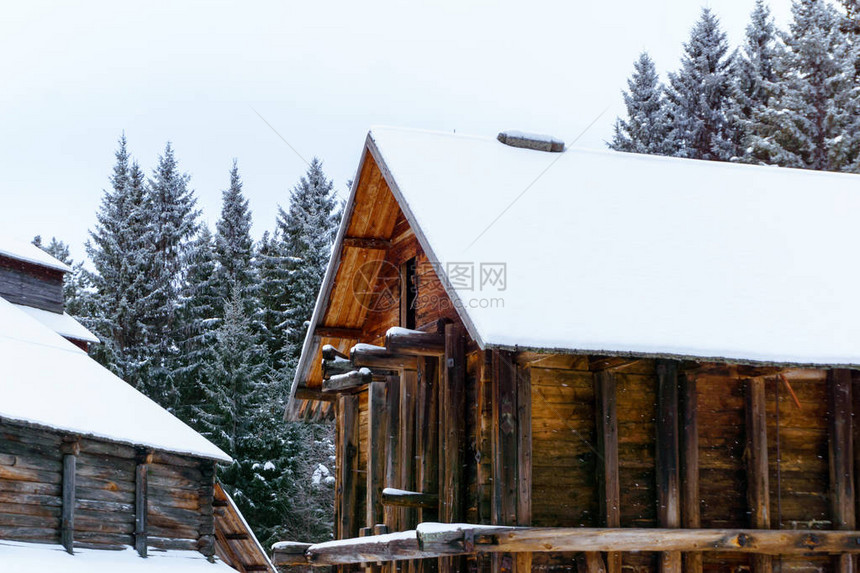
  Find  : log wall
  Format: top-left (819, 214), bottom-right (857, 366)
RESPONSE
top-left (0, 255), bottom-right (64, 313)
top-left (0, 419), bottom-right (217, 557)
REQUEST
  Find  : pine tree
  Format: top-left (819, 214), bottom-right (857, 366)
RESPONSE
top-left (731, 0), bottom-right (779, 163)
top-left (665, 8), bottom-right (738, 161)
top-left (609, 52), bottom-right (674, 155)
top-left (86, 137), bottom-right (154, 390)
top-left (749, 0), bottom-right (860, 171)
top-left (261, 159), bottom-right (340, 369)
top-left (142, 142), bottom-right (200, 409)
top-left (215, 160), bottom-right (257, 306)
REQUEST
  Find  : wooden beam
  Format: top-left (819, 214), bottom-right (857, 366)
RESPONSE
top-left (400, 370), bottom-right (419, 529)
top-left (386, 328), bottom-right (445, 357)
top-left (135, 448), bottom-right (152, 557)
top-left (324, 356), bottom-right (355, 379)
top-left (60, 437), bottom-right (79, 554)
top-left (829, 369), bottom-right (855, 573)
top-left (368, 381), bottom-right (387, 529)
top-left (289, 524), bottom-right (860, 567)
top-left (323, 344), bottom-right (349, 361)
top-left (343, 236), bottom-right (391, 250)
top-left (679, 373), bottom-right (701, 573)
top-left (491, 350), bottom-right (518, 527)
top-left (316, 326), bottom-right (363, 339)
top-left (417, 357), bottom-right (439, 523)
top-left (655, 359), bottom-right (681, 573)
top-left (294, 387), bottom-right (338, 402)
top-left (384, 374), bottom-right (401, 531)
top-left (440, 324), bottom-right (466, 573)
top-left (594, 369), bottom-right (620, 573)
top-left (337, 395), bottom-right (360, 540)
top-left (745, 376), bottom-right (772, 573)
top-left (576, 552), bottom-right (607, 573)
top-left (382, 488), bottom-right (439, 509)
top-left (352, 344), bottom-right (420, 371)
top-left (419, 524), bottom-right (860, 557)
top-left (323, 369), bottom-right (373, 394)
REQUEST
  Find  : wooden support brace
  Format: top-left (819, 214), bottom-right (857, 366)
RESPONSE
top-left (338, 394), bottom-right (360, 540)
top-left (829, 369), bottom-right (855, 573)
top-left (655, 360), bottom-right (681, 573)
top-left (400, 370), bottom-right (419, 530)
top-left (352, 344), bottom-right (421, 371)
top-left (60, 436), bottom-right (79, 554)
top-left (316, 326), bottom-right (364, 339)
top-left (323, 344), bottom-right (349, 361)
top-left (680, 373), bottom-right (701, 573)
top-left (745, 376), bottom-right (772, 573)
top-left (368, 381), bottom-right (387, 529)
top-left (440, 324), bottom-right (466, 573)
top-left (491, 350), bottom-right (519, 573)
top-left (324, 369), bottom-right (373, 393)
top-left (594, 369), bottom-right (620, 573)
top-left (385, 374), bottom-right (401, 532)
top-left (135, 448), bottom-right (153, 557)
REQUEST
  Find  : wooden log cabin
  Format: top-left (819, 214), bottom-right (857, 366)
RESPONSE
top-left (275, 127), bottom-right (860, 573)
top-left (0, 238), bottom-right (275, 572)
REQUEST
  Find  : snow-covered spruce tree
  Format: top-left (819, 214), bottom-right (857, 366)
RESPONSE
top-left (749, 0), bottom-right (860, 171)
top-left (86, 137), bottom-right (156, 390)
top-left (142, 142), bottom-right (200, 410)
top-left (173, 226), bottom-right (221, 423)
top-left (665, 8), bottom-right (739, 161)
top-left (609, 52), bottom-right (674, 155)
top-left (215, 160), bottom-right (257, 309)
top-left (262, 158), bottom-right (340, 369)
top-left (32, 236), bottom-right (94, 319)
top-left (731, 0), bottom-right (780, 163)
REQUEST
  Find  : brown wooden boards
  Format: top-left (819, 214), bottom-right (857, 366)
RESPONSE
top-left (655, 360), bottom-right (680, 573)
top-left (828, 369), bottom-right (855, 573)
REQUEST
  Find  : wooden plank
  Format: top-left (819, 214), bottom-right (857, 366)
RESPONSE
top-left (61, 451), bottom-right (76, 554)
top-left (399, 370), bottom-right (419, 529)
top-left (386, 329), bottom-right (445, 357)
top-left (655, 359), bottom-right (680, 573)
top-left (492, 350), bottom-right (519, 573)
top-left (417, 357), bottom-right (439, 524)
top-left (135, 450), bottom-right (150, 557)
top-left (343, 237), bottom-right (391, 250)
top-left (440, 324), bottom-right (466, 573)
top-left (338, 394), bottom-right (360, 540)
top-left (384, 374), bottom-right (401, 531)
top-left (829, 369), bottom-right (855, 573)
top-left (576, 552), bottom-right (607, 573)
top-left (593, 369), bottom-right (620, 573)
top-left (368, 381), bottom-right (387, 529)
top-left (679, 373), bottom-right (701, 573)
top-left (745, 376), bottom-right (772, 573)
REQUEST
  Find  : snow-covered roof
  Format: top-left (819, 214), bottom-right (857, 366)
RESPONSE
top-left (0, 297), bottom-right (230, 462)
top-left (13, 303), bottom-right (100, 344)
top-left (363, 126), bottom-right (860, 367)
top-left (0, 540), bottom-right (236, 572)
top-left (0, 234), bottom-right (72, 273)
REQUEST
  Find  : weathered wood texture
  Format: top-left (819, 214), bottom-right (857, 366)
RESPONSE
top-left (337, 395), bottom-right (361, 541)
top-left (0, 421), bottom-right (218, 557)
top-left (829, 369), bottom-right (855, 573)
top-left (0, 255), bottom-right (65, 313)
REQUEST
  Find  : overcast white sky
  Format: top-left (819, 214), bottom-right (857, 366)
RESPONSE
top-left (0, 0), bottom-right (794, 261)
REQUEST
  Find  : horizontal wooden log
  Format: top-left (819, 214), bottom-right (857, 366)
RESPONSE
top-left (385, 328), bottom-right (445, 357)
top-left (351, 344), bottom-right (420, 371)
top-left (272, 542), bottom-right (314, 566)
top-left (323, 356), bottom-right (354, 379)
top-left (418, 524), bottom-right (860, 556)
top-left (316, 326), bottom-right (363, 339)
top-left (343, 236), bottom-right (391, 250)
top-left (323, 370), bottom-right (373, 393)
top-left (147, 536), bottom-right (199, 551)
top-left (294, 387), bottom-right (338, 402)
top-left (306, 530), bottom-right (440, 565)
top-left (381, 488), bottom-right (439, 509)
top-left (322, 344), bottom-right (349, 361)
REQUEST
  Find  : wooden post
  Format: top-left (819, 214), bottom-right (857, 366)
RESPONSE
top-left (385, 374), bottom-right (401, 533)
top-left (492, 350), bottom-right (519, 573)
top-left (680, 373), bottom-right (701, 573)
top-left (655, 360), bottom-right (681, 573)
top-left (338, 394), bottom-right (360, 541)
top-left (417, 357), bottom-right (439, 523)
top-left (829, 369), bottom-right (855, 573)
top-left (594, 369), bottom-right (620, 573)
top-left (60, 436), bottom-right (79, 554)
top-left (135, 448), bottom-right (152, 557)
top-left (368, 382), bottom-right (387, 530)
top-left (576, 552), bottom-right (607, 573)
top-left (440, 324), bottom-right (466, 573)
top-left (516, 363), bottom-right (532, 573)
top-left (745, 376), bottom-right (772, 573)
top-left (400, 370), bottom-right (419, 530)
